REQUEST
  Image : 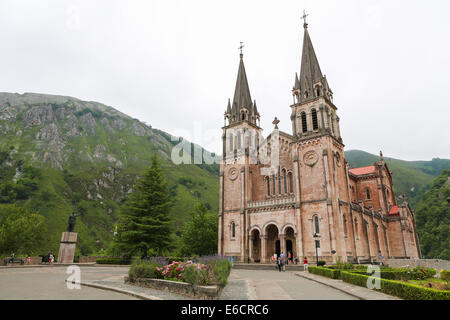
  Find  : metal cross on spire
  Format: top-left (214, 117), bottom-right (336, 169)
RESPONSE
top-left (301, 10), bottom-right (309, 27)
top-left (239, 42), bottom-right (245, 55)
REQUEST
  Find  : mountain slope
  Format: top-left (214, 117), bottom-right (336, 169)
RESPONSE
top-left (415, 170), bottom-right (450, 259)
top-left (0, 92), bottom-right (219, 255)
top-left (345, 150), bottom-right (450, 207)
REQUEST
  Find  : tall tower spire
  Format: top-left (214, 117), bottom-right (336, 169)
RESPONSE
top-left (291, 15), bottom-right (341, 142)
top-left (293, 18), bottom-right (333, 104)
top-left (225, 43), bottom-right (259, 127)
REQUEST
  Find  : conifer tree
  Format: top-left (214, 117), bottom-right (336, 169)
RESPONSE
top-left (116, 155), bottom-right (172, 257)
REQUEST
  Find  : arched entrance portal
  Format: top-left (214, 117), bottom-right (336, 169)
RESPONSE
top-left (284, 227), bottom-right (296, 260)
top-left (250, 229), bottom-right (261, 262)
top-left (265, 224), bottom-right (279, 262)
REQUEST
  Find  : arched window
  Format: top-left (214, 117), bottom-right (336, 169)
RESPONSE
top-left (272, 174), bottom-right (276, 195)
top-left (316, 87), bottom-right (321, 97)
top-left (288, 172), bottom-right (293, 193)
top-left (278, 167), bottom-right (281, 195)
top-left (314, 216), bottom-right (320, 234)
top-left (312, 109), bottom-right (318, 130)
top-left (266, 177), bottom-right (271, 196)
top-left (283, 169), bottom-right (287, 194)
top-left (301, 112), bottom-right (307, 133)
top-left (304, 91), bottom-right (309, 98)
top-left (366, 188), bottom-right (371, 200)
top-left (237, 132), bottom-right (242, 149)
top-left (241, 113), bottom-right (245, 121)
top-left (228, 134), bottom-right (233, 151)
top-left (231, 221), bottom-right (236, 238)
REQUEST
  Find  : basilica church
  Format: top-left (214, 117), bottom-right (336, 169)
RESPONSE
top-left (217, 20), bottom-right (421, 264)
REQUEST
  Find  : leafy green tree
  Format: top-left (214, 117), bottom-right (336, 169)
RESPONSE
top-left (0, 204), bottom-right (47, 255)
top-left (115, 155), bottom-right (172, 257)
top-left (415, 170), bottom-right (450, 260)
top-left (181, 203), bottom-right (218, 256)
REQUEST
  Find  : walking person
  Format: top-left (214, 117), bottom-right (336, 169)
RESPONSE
top-left (49, 252), bottom-right (54, 265)
top-left (276, 257), bottom-right (282, 272)
top-left (378, 250), bottom-right (383, 266)
top-left (303, 256), bottom-right (308, 271)
top-left (26, 254), bottom-right (31, 265)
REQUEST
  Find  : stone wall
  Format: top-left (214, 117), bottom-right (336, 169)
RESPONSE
top-left (125, 277), bottom-right (220, 299)
top-left (386, 259), bottom-right (450, 270)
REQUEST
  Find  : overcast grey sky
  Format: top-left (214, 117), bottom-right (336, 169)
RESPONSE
top-left (1, 0), bottom-right (449, 161)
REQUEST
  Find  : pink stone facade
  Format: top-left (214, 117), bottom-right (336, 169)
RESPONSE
top-left (217, 21), bottom-right (421, 264)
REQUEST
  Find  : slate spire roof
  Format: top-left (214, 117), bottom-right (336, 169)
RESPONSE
top-left (232, 53), bottom-right (253, 114)
top-left (226, 52), bottom-right (259, 126)
top-left (294, 23), bottom-right (333, 104)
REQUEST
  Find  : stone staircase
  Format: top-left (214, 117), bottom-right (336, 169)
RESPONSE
top-left (233, 263), bottom-right (304, 271)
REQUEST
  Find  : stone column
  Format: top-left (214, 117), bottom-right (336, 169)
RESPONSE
top-left (249, 232), bottom-right (253, 262)
top-left (218, 213), bottom-right (223, 255)
top-left (261, 235), bottom-right (268, 263)
top-left (280, 233), bottom-right (286, 258)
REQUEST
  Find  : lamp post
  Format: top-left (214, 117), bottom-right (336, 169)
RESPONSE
top-left (313, 233), bottom-right (319, 266)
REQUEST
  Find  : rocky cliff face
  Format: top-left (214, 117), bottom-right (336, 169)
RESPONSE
top-left (0, 92), bottom-right (165, 169)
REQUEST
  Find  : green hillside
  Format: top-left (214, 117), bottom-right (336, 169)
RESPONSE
top-left (345, 150), bottom-right (450, 207)
top-left (415, 170), bottom-right (450, 260)
top-left (0, 92), bottom-right (219, 256)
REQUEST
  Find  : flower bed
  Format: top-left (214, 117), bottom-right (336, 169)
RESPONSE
top-left (127, 255), bottom-right (232, 298)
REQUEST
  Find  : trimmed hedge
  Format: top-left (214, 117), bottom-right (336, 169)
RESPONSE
top-left (96, 257), bottom-right (132, 265)
top-left (346, 268), bottom-right (437, 281)
top-left (340, 271), bottom-right (450, 300)
top-left (308, 266), bottom-right (340, 279)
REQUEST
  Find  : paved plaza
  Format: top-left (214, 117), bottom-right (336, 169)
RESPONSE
top-left (0, 265), bottom-right (363, 300)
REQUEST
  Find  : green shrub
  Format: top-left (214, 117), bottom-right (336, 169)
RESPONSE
top-left (128, 261), bottom-right (162, 280)
top-left (340, 271), bottom-right (450, 300)
top-left (209, 259), bottom-right (232, 287)
top-left (317, 260), bottom-right (326, 266)
top-left (308, 266), bottom-right (340, 279)
top-left (441, 270), bottom-right (450, 283)
top-left (183, 265), bottom-right (209, 286)
top-left (96, 257), bottom-right (132, 265)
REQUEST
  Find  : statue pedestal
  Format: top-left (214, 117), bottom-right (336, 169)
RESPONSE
top-left (58, 232), bottom-right (78, 264)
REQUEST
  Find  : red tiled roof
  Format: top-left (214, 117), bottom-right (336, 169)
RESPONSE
top-left (349, 166), bottom-right (376, 176)
top-left (389, 205), bottom-right (399, 215)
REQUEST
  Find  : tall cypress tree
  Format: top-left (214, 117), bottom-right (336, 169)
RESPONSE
top-left (116, 155), bottom-right (172, 257)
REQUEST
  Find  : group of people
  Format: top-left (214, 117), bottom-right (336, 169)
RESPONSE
top-left (8, 252), bottom-right (55, 265)
top-left (271, 252), bottom-right (309, 272)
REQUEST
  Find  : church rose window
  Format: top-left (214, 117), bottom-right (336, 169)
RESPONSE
top-left (312, 109), bottom-right (318, 130)
top-left (301, 112), bottom-right (307, 133)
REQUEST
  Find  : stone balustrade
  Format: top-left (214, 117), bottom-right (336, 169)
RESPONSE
top-left (247, 196), bottom-right (296, 208)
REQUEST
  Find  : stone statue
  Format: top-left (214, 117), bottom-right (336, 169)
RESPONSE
top-left (67, 212), bottom-right (82, 232)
